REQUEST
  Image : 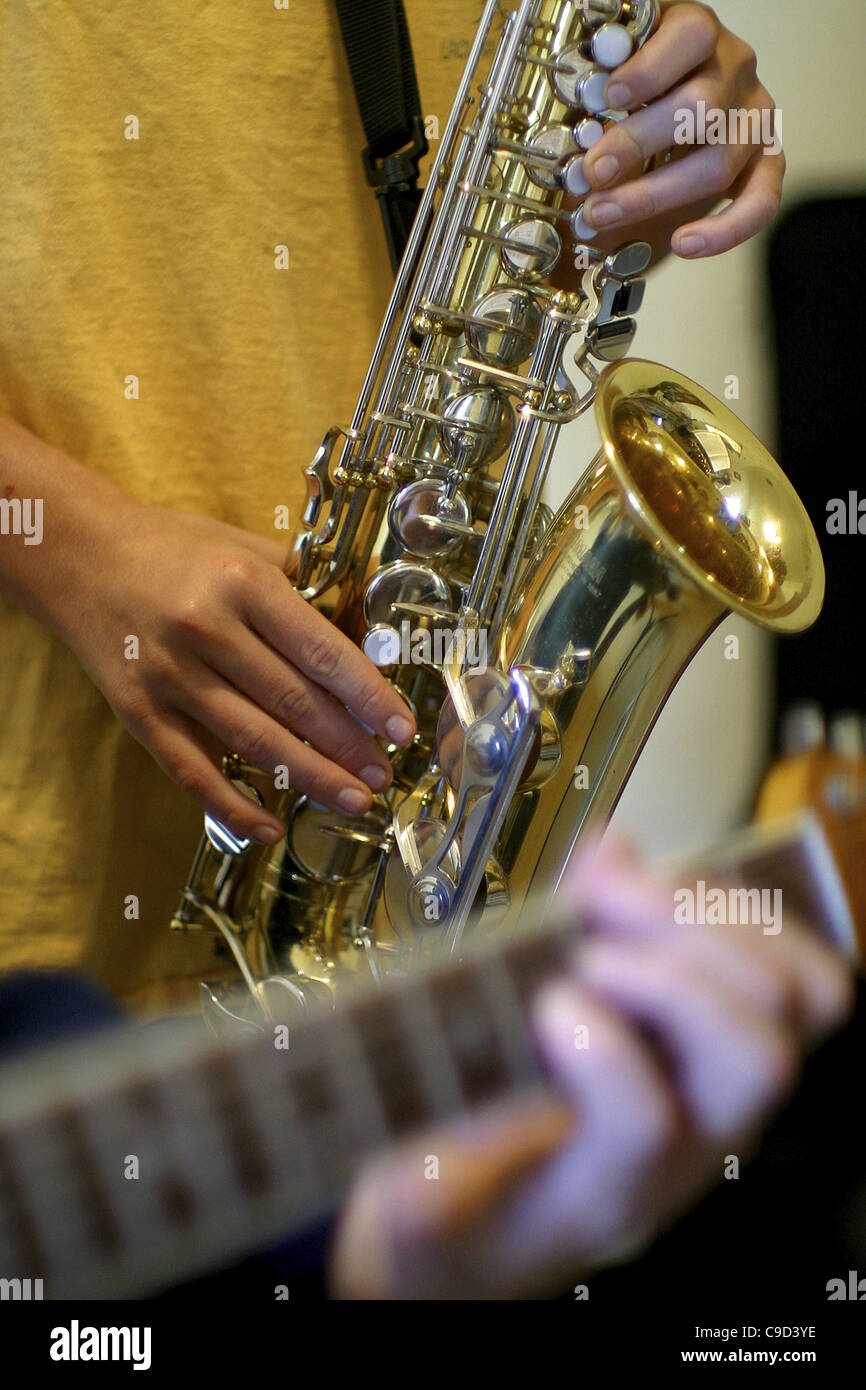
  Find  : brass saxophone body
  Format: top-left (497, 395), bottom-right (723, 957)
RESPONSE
top-left (172, 1), bottom-right (824, 1027)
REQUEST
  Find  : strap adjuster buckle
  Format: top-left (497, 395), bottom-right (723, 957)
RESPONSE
top-left (362, 114), bottom-right (428, 192)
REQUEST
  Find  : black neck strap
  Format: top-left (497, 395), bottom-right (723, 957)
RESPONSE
top-left (334, 0), bottom-right (428, 273)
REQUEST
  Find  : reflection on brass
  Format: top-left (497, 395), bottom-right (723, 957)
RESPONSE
top-left (596, 361), bottom-right (823, 631)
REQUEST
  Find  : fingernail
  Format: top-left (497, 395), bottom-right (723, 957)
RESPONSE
top-left (386, 714), bottom-right (415, 745)
top-left (677, 234), bottom-right (706, 257)
top-left (605, 82), bottom-right (631, 109)
top-left (587, 200), bottom-right (622, 229)
top-left (338, 787), bottom-right (371, 816)
top-left (362, 764), bottom-right (389, 791)
top-left (590, 154), bottom-right (620, 186)
top-left (253, 824), bottom-right (283, 844)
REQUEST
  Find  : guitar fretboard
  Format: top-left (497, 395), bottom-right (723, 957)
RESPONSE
top-left (0, 924), bottom-right (570, 1298)
top-left (0, 810), bottom-right (856, 1299)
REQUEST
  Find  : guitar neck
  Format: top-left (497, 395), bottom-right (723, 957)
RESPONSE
top-left (0, 923), bottom-right (569, 1298)
top-left (0, 812), bottom-right (855, 1299)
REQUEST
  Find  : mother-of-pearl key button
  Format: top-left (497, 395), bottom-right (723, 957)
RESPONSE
top-left (580, 70), bottom-right (611, 114)
top-left (562, 155), bottom-right (590, 196)
top-left (591, 22), bottom-right (634, 70)
top-left (575, 118), bottom-right (605, 150)
top-left (571, 208), bottom-right (598, 241)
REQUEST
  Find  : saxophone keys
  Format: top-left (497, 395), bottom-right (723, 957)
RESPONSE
top-left (388, 479), bottom-right (472, 558)
top-left (549, 44), bottom-right (600, 111)
top-left (603, 241), bottom-right (653, 280)
top-left (574, 117), bottom-right (605, 150)
top-left (439, 387), bottom-right (515, 469)
top-left (586, 316), bottom-right (638, 361)
top-left (363, 559), bottom-right (452, 630)
top-left (571, 207), bottom-right (598, 241)
top-left (525, 122), bottom-right (578, 190)
top-left (598, 275), bottom-right (646, 321)
top-left (623, 0), bottom-right (661, 48)
top-left (203, 774), bottom-right (267, 856)
top-left (500, 216), bottom-right (562, 280)
top-left (591, 22), bottom-right (635, 70)
top-left (465, 287), bottom-right (543, 369)
top-left (562, 154), bottom-right (591, 197)
top-left (579, 69), bottom-right (611, 115)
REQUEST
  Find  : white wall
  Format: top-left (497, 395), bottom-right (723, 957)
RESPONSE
top-left (548, 0), bottom-right (866, 858)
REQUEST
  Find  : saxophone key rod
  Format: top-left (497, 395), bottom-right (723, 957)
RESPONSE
top-left (347, 0), bottom-right (508, 440)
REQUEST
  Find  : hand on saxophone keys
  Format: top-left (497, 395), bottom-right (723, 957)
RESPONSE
top-left (42, 497), bottom-right (417, 847)
top-left (572, 2), bottom-right (785, 260)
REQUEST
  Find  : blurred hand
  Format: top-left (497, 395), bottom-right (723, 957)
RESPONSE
top-left (54, 502), bottom-right (415, 844)
top-left (331, 838), bottom-right (852, 1299)
top-left (579, 2), bottom-right (784, 258)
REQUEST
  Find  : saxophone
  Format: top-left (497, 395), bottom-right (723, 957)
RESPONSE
top-left (172, 0), bottom-right (824, 1029)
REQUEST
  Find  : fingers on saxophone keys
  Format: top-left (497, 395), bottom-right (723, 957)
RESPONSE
top-left (255, 587), bottom-right (416, 749)
top-left (194, 629), bottom-right (395, 791)
top-left (255, 668), bottom-right (394, 791)
top-left (602, 3), bottom-right (721, 112)
top-left (582, 89), bottom-right (692, 189)
top-left (176, 675), bottom-right (382, 822)
top-left (672, 147), bottom-right (786, 258)
top-left (142, 709), bottom-right (286, 844)
top-left (582, 141), bottom-right (752, 236)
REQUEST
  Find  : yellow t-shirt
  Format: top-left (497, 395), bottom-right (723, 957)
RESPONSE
top-left (0, 1), bottom-right (479, 1012)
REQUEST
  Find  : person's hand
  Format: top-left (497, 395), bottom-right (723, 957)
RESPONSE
top-left (51, 499), bottom-right (415, 844)
top-left (330, 838), bottom-right (853, 1299)
top-left (579, 2), bottom-right (784, 259)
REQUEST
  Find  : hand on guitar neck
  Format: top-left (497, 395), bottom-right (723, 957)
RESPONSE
top-left (332, 834), bottom-right (853, 1300)
top-left (0, 728), bottom-right (858, 1301)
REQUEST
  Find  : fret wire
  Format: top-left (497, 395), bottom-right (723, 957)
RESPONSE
top-left (194, 1051), bottom-right (275, 1199)
top-left (0, 1125), bottom-right (47, 1277)
top-left (219, 1042), bottom-right (326, 1204)
top-left (500, 922), bottom-right (577, 1011)
top-left (54, 1072), bottom-right (234, 1284)
top-left (476, 949), bottom-right (546, 1086)
top-left (3, 927), bottom-right (573, 1159)
top-left (124, 1076), bottom-right (198, 1232)
top-left (0, 1081), bottom-right (340, 1294)
top-left (318, 1009), bottom-right (392, 1150)
top-left (350, 992), bottom-right (434, 1133)
top-left (389, 978), bottom-right (467, 1118)
top-left (96, 1068), bottom-right (233, 1278)
top-left (0, 1107), bottom-right (113, 1288)
top-left (278, 1050), bottom-right (357, 1193)
top-left (425, 960), bottom-right (517, 1104)
top-left (53, 1103), bottom-right (125, 1258)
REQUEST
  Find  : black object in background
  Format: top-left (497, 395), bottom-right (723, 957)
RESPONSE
top-left (768, 195), bottom-right (866, 721)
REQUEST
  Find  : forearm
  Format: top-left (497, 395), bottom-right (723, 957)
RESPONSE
top-left (0, 410), bottom-right (135, 636)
